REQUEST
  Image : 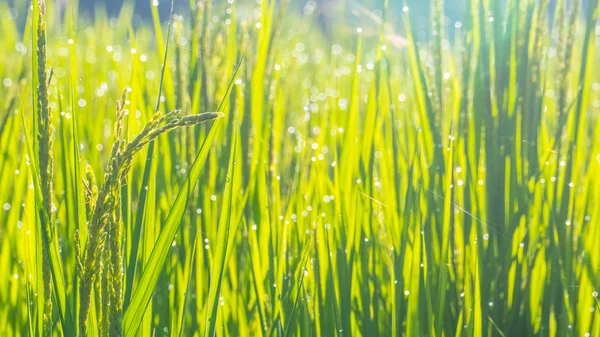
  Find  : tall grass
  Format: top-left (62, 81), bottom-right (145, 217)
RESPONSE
top-left (0, 0), bottom-right (598, 336)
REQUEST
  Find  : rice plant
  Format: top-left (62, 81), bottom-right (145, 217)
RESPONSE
top-left (0, 0), bottom-right (598, 336)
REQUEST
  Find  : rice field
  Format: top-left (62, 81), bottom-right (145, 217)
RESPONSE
top-left (0, 0), bottom-right (599, 336)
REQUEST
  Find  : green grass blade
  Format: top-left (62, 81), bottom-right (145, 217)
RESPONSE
top-left (203, 127), bottom-right (238, 337)
top-left (123, 119), bottom-right (222, 337)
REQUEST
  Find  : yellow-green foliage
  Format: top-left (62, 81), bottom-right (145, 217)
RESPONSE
top-left (0, 0), bottom-right (598, 336)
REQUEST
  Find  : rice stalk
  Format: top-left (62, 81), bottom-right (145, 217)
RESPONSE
top-left (76, 89), bottom-right (222, 336)
top-left (35, 1), bottom-right (54, 334)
